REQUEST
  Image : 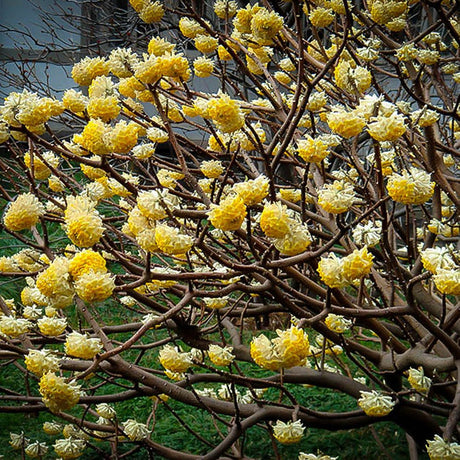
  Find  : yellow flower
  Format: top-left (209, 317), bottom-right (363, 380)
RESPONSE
top-left (3, 193), bottom-right (45, 231)
top-left (36, 256), bottom-right (74, 308)
top-left (137, 189), bottom-right (176, 220)
top-left (260, 202), bottom-right (291, 238)
top-left (201, 159), bottom-right (224, 178)
top-left (233, 175), bottom-right (269, 206)
top-left (64, 196), bottom-right (104, 248)
top-left (105, 120), bottom-right (139, 154)
top-left (25, 349), bottom-right (60, 376)
top-left (368, 112), bottom-right (406, 142)
top-left (96, 403), bottom-right (117, 419)
top-left (433, 269), bottom-right (460, 296)
top-left (421, 247), bottom-right (456, 274)
top-left (342, 247), bottom-right (374, 282)
top-left (426, 435), bottom-right (460, 460)
top-left (411, 108), bottom-right (440, 128)
top-left (0, 316), bottom-right (32, 338)
top-left (138, 0), bottom-right (164, 23)
top-left (407, 367), bottom-right (432, 394)
top-left (43, 422), bottom-right (63, 435)
top-left (62, 89), bottom-right (88, 114)
top-left (325, 313), bottom-right (352, 333)
top-left (272, 420), bottom-right (305, 444)
top-left (297, 136), bottom-right (330, 164)
top-left (218, 44), bottom-right (233, 60)
top-left (123, 419), bottom-right (150, 441)
top-left (148, 36), bottom-right (175, 56)
top-left (214, 0), bottom-right (238, 19)
top-left (208, 194), bottom-right (247, 231)
top-left (194, 56), bottom-right (214, 77)
top-left (327, 109), bottom-right (366, 138)
top-left (308, 7), bottom-right (335, 28)
top-left (72, 56), bottom-right (109, 86)
top-left (157, 169), bottom-right (184, 188)
top-left (208, 93), bottom-right (245, 133)
top-left (155, 224), bottom-right (193, 255)
top-left (87, 96), bottom-right (120, 123)
top-left (39, 372), bottom-right (81, 413)
top-left (194, 34), bottom-right (218, 54)
top-left (250, 326), bottom-right (310, 371)
top-left (74, 270), bottom-right (115, 303)
top-left (77, 119), bottom-right (110, 155)
top-left (386, 168), bottom-right (434, 205)
top-left (306, 91), bottom-right (328, 112)
top-left (155, 52), bottom-right (191, 81)
top-left (65, 331), bottom-right (103, 359)
top-left (37, 316), bottom-right (68, 336)
top-left (417, 50), bottom-right (440, 65)
top-left (159, 344), bottom-right (192, 373)
top-left (53, 438), bottom-right (86, 459)
top-left (179, 17), bottom-right (207, 38)
top-left (203, 297), bottom-right (229, 309)
top-left (318, 180), bottom-right (357, 214)
top-left (68, 250), bottom-right (105, 279)
top-left (273, 222), bottom-right (312, 256)
top-left (250, 8), bottom-right (284, 45)
top-left (25, 441), bottom-right (49, 458)
top-left (317, 253), bottom-right (347, 289)
top-left (358, 390), bottom-right (395, 416)
top-left (370, 0), bottom-right (407, 25)
top-left (208, 344), bottom-right (235, 366)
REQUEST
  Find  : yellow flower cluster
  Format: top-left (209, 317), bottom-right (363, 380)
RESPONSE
top-left (24, 151), bottom-right (59, 180)
top-left (37, 316), bottom-right (68, 336)
top-left (208, 344), bottom-right (235, 366)
top-left (194, 56), bottom-right (214, 78)
top-left (250, 326), bottom-right (310, 371)
top-left (77, 119), bottom-right (110, 155)
top-left (157, 169), bottom-right (184, 189)
top-left (325, 313), bottom-right (352, 333)
top-left (74, 271), bottom-right (115, 303)
top-left (179, 17), bottom-right (208, 38)
top-left (138, 0), bottom-right (164, 23)
top-left (195, 35), bottom-right (218, 54)
top-left (260, 202), bottom-right (291, 238)
top-left (357, 390), bottom-right (395, 417)
top-left (273, 222), bottom-right (312, 256)
top-left (208, 194), bottom-right (247, 231)
top-left (155, 224), bottom-right (193, 255)
top-left (432, 269), bottom-right (460, 296)
top-left (158, 344), bottom-right (192, 373)
top-left (64, 196), bottom-right (104, 248)
top-left (201, 159), bottom-right (224, 178)
top-left (71, 56), bottom-right (109, 86)
top-left (426, 435), bottom-right (460, 460)
top-left (25, 349), bottom-right (60, 376)
top-left (69, 250), bottom-right (107, 280)
top-left (3, 193), bottom-right (45, 232)
top-left (250, 8), bottom-right (284, 45)
top-left (297, 136), bottom-right (330, 164)
top-left (39, 372), bottom-right (81, 413)
top-left (53, 438), bottom-right (86, 459)
top-left (65, 331), bottom-right (103, 359)
top-left (318, 180), bottom-right (357, 214)
top-left (207, 93), bottom-right (245, 133)
top-left (420, 247), bottom-right (455, 274)
top-left (0, 316), bottom-right (32, 338)
top-left (272, 420), bottom-right (305, 444)
top-left (87, 95), bottom-right (120, 123)
top-left (318, 247), bottom-right (374, 288)
top-left (36, 257), bottom-right (74, 308)
top-left (407, 367), bottom-right (432, 394)
top-left (214, 0), bottom-right (238, 19)
top-left (233, 175), bottom-right (269, 206)
top-left (105, 120), bottom-right (140, 154)
top-left (123, 419), bottom-right (150, 441)
top-left (62, 89), bottom-right (88, 114)
top-left (327, 109), bottom-right (366, 138)
top-left (386, 168), bottom-right (434, 205)
top-left (367, 112), bottom-right (406, 142)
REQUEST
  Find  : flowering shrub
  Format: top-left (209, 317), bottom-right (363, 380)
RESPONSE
top-left (0, 0), bottom-right (459, 459)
